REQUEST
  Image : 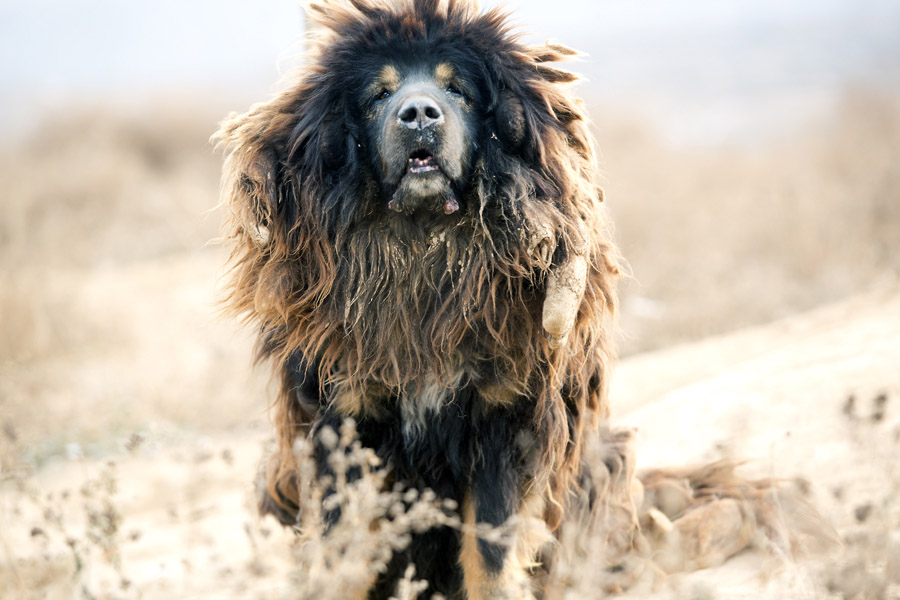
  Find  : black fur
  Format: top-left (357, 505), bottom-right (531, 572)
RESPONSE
top-left (217, 2), bottom-right (620, 598)
top-left (303, 349), bottom-right (533, 596)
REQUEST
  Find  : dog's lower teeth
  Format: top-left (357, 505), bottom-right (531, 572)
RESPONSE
top-left (408, 155), bottom-right (435, 169)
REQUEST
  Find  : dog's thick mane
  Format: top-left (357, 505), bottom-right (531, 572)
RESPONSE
top-left (215, 0), bottom-right (620, 524)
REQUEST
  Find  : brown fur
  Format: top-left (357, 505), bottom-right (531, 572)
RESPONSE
top-left (214, 1), bottom-right (628, 596)
top-left (215, 0), bottom-right (619, 525)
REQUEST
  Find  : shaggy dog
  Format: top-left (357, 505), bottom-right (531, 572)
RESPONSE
top-left (216, 1), bottom-right (626, 597)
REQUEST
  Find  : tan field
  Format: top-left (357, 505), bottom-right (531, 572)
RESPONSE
top-left (1, 89), bottom-right (898, 598)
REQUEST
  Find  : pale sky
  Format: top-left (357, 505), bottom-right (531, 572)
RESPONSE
top-left (1, 0), bottom-right (898, 144)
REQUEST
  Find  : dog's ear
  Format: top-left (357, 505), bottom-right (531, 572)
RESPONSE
top-left (495, 89), bottom-right (527, 152)
top-left (493, 85), bottom-right (554, 161)
top-left (222, 101), bottom-right (353, 249)
top-left (318, 107), bottom-right (348, 168)
top-left (494, 50), bottom-right (584, 161)
top-left (290, 101), bottom-right (353, 174)
top-left (226, 142), bottom-right (283, 248)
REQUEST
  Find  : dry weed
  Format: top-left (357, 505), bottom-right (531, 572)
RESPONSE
top-left (0, 459), bottom-right (129, 600)
top-left (285, 421), bottom-right (461, 600)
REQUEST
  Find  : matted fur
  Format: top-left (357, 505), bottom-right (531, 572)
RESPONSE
top-left (215, 0), bottom-right (621, 595)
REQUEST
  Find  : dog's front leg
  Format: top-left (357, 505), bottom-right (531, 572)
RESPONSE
top-left (459, 405), bottom-right (540, 600)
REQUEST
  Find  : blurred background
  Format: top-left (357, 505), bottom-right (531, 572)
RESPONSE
top-left (1, 0), bottom-right (899, 595)
top-left (2, 0), bottom-right (899, 460)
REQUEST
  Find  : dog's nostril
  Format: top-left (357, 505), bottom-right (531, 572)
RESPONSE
top-left (398, 96), bottom-right (443, 129)
top-left (399, 106), bottom-right (418, 123)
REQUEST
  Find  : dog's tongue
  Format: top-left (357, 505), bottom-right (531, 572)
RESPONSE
top-left (443, 190), bottom-right (459, 214)
top-left (388, 189), bottom-right (402, 212)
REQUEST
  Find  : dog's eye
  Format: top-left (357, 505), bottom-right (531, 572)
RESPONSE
top-left (374, 88), bottom-right (392, 101)
top-left (446, 83), bottom-right (464, 97)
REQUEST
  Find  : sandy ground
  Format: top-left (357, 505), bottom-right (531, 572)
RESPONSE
top-left (615, 283), bottom-right (900, 598)
top-left (1, 99), bottom-right (898, 598)
top-left (3, 271), bottom-right (898, 598)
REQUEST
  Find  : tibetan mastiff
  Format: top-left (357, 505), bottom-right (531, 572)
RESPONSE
top-left (216, 0), bottom-right (623, 597)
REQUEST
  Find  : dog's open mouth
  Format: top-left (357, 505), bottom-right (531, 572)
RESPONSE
top-left (389, 148), bottom-right (458, 215)
top-left (407, 149), bottom-right (440, 174)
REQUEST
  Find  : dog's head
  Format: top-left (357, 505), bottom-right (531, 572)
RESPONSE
top-left (217, 0), bottom-right (593, 241)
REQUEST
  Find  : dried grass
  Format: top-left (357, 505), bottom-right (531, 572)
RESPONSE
top-left (1, 88), bottom-right (899, 597)
top-left (599, 88), bottom-right (900, 353)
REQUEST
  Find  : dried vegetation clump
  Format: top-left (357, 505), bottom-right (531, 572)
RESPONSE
top-left (821, 390), bottom-right (900, 600)
top-left (0, 104), bottom-right (263, 459)
top-left (602, 89), bottom-right (900, 353)
top-left (0, 107), bottom-right (222, 365)
top-left (1, 460), bottom-right (130, 600)
top-left (285, 422), bottom-right (460, 600)
top-left (271, 423), bottom-right (834, 599)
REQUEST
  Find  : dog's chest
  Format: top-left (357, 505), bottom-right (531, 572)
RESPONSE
top-left (399, 370), bottom-right (464, 443)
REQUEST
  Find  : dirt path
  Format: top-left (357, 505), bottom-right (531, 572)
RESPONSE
top-left (614, 283), bottom-right (900, 598)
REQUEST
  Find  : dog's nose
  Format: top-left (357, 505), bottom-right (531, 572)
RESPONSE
top-left (397, 95), bottom-right (443, 129)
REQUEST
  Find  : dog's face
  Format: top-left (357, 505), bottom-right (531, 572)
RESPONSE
top-left (364, 61), bottom-right (477, 216)
top-left (304, 32), bottom-right (533, 224)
